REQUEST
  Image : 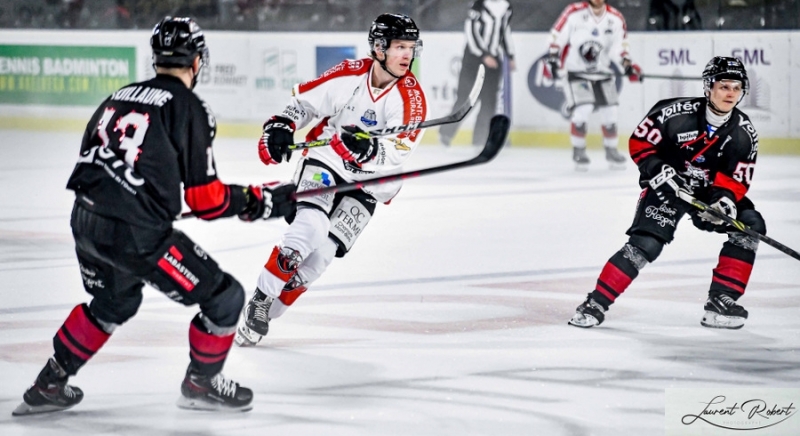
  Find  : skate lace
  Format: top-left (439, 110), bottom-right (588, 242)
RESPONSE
top-left (210, 374), bottom-right (237, 398)
top-left (717, 294), bottom-right (738, 308)
top-left (253, 300), bottom-right (270, 323)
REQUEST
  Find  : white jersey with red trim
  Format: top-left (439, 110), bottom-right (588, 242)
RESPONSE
top-left (278, 58), bottom-right (427, 202)
top-left (549, 2), bottom-right (630, 76)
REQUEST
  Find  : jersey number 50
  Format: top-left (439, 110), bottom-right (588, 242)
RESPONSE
top-left (633, 118), bottom-right (662, 145)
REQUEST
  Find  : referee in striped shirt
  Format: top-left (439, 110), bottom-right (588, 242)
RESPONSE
top-left (440, 0), bottom-right (515, 146)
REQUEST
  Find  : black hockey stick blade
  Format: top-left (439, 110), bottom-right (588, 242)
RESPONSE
top-left (293, 114), bottom-right (509, 200)
top-left (179, 115), bottom-right (507, 220)
top-left (290, 65), bottom-right (486, 150)
top-left (681, 194), bottom-right (800, 261)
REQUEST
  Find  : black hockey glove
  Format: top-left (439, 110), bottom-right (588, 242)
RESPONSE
top-left (546, 45), bottom-right (560, 78)
top-left (258, 116), bottom-right (295, 165)
top-left (647, 164), bottom-right (690, 205)
top-left (331, 125), bottom-right (378, 165)
top-left (691, 189), bottom-right (737, 233)
top-left (238, 182), bottom-right (296, 221)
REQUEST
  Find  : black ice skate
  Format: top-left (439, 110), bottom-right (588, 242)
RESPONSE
top-left (573, 147), bottom-right (590, 171)
top-left (12, 357), bottom-right (84, 416)
top-left (701, 293), bottom-right (748, 329)
top-left (605, 147), bottom-right (626, 170)
top-left (568, 296), bottom-right (606, 328)
top-left (177, 366), bottom-right (253, 412)
top-left (235, 288), bottom-right (273, 346)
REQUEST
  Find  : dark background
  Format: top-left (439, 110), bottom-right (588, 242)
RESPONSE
top-left (1, 0), bottom-right (797, 31)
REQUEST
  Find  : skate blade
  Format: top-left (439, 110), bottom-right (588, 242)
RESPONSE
top-left (700, 311), bottom-right (745, 329)
top-left (568, 313), bottom-right (599, 328)
top-left (176, 396), bottom-right (253, 413)
top-left (12, 401), bottom-right (75, 416)
top-left (235, 326), bottom-right (262, 347)
top-left (574, 162), bottom-right (589, 172)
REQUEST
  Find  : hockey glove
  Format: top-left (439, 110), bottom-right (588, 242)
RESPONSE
top-left (545, 45), bottom-right (560, 79)
top-left (625, 63), bottom-right (643, 82)
top-left (330, 125), bottom-right (378, 165)
top-left (648, 164), bottom-right (690, 205)
top-left (691, 189), bottom-right (737, 233)
top-left (258, 116), bottom-right (295, 165)
top-left (238, 182), bottom-right (296, 221)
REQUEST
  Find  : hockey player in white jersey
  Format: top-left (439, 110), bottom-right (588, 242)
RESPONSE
top-left (235, 13), bottom-right (428, 346)
top-left (546, 0), bottom-right (642, 170)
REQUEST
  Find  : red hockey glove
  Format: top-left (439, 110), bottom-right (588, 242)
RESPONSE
top-left (625, 63), bottom-right (643, 82)
top-left (330, 125), bottom-right (378, 165)
top-left (258, 116), bottom-right (295, 165)
top-left (238, 182), bottom-right (296, 221)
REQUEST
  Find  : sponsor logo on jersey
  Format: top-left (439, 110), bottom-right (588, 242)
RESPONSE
top-left (738, 115), bottom-right (759, 159)
top-left (158, 246), bottom-right (200, 291)
top-left (193, 244), bottom-right (207, 259)
top-left (403, 77), bottom-right (417, 88)
top-left (645, 203), bottom-right (678, 228)
top-left (683, 162), bottom-right (710, 183)
top-left (656, 101), bottom-right (701, 123)
top-left (677, 130), bottom-right (699, 143)
top-left (360, 109), bottom-right (378, 127)
top-left (591, 28), bottom-right (599, 36)
top-left (348, 60), bottom-right (364, 70)
top-left (312, 172), bottom-right (331, 186)
top-left (387, 137), bottom-right (411, 151)
top-left (579, 41), bottom-right (603, 66)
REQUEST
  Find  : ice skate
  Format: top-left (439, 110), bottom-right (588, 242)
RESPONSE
top-left (701, 293), bottom-right (748, 329)
top-left (12, 358), bottom-right (84, 416)
top-left (573, 147), bottom-right (590, 171)
top-left (177, 366), bottom-right (253, 412)
top-left (568, 296), bottom-right (606, 328)
top-left (605, 147), bottom-right (626, 170)
top-left (235, 288), bottom-right (273, 347)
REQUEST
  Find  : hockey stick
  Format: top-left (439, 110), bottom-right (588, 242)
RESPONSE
top-left (678, 192), bottom-right (800, 262)
top-left (288, 64), bottom-right (486, 151)
top-left (565, 71), bottom-right (701, 81)
top-left (178, 115), bottom-right (508, 220)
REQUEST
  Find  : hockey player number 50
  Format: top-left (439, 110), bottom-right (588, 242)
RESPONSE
top-left (633, 118), bottom-right (662, 145)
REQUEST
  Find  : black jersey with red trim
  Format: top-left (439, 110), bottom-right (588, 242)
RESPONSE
top-left (629, 97), bottom-right (758, 202)
top-left (67, 74), bottom-right (247, 229)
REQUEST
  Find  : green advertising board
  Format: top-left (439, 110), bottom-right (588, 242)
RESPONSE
top-left (0, 45), bottom-right (135, 106)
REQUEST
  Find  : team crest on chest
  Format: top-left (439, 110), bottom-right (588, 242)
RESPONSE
top-left (361, 109), bottom-right (378, 127)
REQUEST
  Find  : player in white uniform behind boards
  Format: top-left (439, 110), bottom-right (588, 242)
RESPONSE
top-left (546, 0), bottom-right (642, 170)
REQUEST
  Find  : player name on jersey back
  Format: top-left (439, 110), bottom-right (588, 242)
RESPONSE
top-left (111, 86), bottom-right (174, 107)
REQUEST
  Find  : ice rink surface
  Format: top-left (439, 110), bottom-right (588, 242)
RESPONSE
top-left (1, 129), bottom-right (799, 435)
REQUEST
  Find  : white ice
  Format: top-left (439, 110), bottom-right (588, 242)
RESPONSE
top-left (1, 129), bottom-right (799, 435)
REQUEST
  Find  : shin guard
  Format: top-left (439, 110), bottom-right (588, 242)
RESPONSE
top-left (53, 304), bottom-right (111, 375)
top-left (188, 314), bottom-right (234, 376)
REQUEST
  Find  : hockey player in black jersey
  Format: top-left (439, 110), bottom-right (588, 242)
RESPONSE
top-left (12, 17), bottom-right (296, 416)
top-left (568, 56), bottom-right (765, 330)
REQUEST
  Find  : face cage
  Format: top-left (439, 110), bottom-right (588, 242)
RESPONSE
top-left (373, 38), bottom-right (423, 58)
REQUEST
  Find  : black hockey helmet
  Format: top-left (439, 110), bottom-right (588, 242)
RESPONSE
top-left (151, 17), bottom-right (209, 69)
top-left (702, 56), bottom-right (749, 97)
top-left (368, 13), bottom-right (422, 57)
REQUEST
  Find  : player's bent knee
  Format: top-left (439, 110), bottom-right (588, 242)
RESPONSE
top-left (199, 273), bottom-right (244, 328)
top-left (628, 233), bottom-right (665, 262)
top-left (89, 293), bottom-right (142, 328)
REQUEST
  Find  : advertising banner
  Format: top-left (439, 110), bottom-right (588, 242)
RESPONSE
top-left (0, 44), bottom-right (135, 106)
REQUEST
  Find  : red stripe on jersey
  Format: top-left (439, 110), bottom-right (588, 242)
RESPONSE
top-left (305, 116), bottom-right (330, 142)
top-left (554, 3), bottom-right (589, 32)
top-left (185, 180), bottom-right (230, 219)
top-left (606, 6), bottom-right (628, 37)
top-left (629, 137), bottom-right (656, 164)
top-left (158, 257), bottom-right (196, 291)
top-left (713, 172), bottom-right (748, 201)
top-left (397, 73), bottom-right (427, 142)
top-left (298, 58), bottom-right (372, 94)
